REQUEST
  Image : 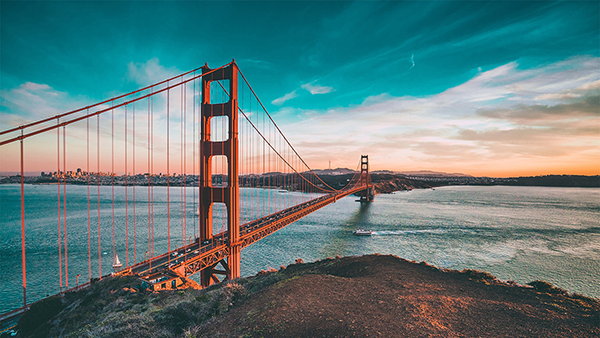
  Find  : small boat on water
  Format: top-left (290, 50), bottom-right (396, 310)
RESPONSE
top-left (353, 229), bottom-right (372, 236)
top-left (113, 254), bottom-right (123, 271)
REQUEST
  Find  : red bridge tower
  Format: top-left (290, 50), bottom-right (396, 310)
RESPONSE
top-left (199, 62), bottom-right (240, 286)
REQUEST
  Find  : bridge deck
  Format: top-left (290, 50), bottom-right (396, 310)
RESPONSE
top-left (119, 186), bottom-right (367, 280)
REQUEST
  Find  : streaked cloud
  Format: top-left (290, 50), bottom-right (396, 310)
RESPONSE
top-left (0, 82), bottom-right (85, 129)
top-left (280, 56), bottom-right (600, 176)
top-left (272, 90), bottom-right (299, 106)
top-left (1, 1), bottom-right (597, 176)
top-left (301, 83), bottom-right (334, 95)
top-left (239, 59), bottom-right (274, 69)
top-left (126, 58), bottom-right (180, 86)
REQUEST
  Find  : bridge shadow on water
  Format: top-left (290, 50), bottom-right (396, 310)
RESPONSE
top-left (318, 201), bottom-right (373, 257)
top-left (345, 201), bottom-right (372, 229)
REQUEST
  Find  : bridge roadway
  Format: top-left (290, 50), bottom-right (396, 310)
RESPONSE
top-left (120, 185), bottom-right (368, 279)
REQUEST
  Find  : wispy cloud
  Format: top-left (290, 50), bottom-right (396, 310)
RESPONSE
top-left (126, 58), bottom-right (180, 86)
top-left (301, 83), bottom-right (334, 95)
top-left (0, 82), bottom-right (87, 129)
top-left (238, 59), bottom-right (274, 69)
top-left (272, 82), bottom-right (334, 106)
top-left (409, 54), bottom-right (415, 70)
top-left (280, 56), bottom-right (600, 176)
top-left (272, 90), bottom-right (298, 105)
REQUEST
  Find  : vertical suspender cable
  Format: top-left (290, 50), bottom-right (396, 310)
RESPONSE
top-left (63, 126), bottom-right (68, 288)
top-left (167, 85), bottom-right (170, 260)
top-left (210, 85), bottom-right (214, 237)
top-left (183, 82), bottom-right (187, 245)
top-left (262, 103), bottom-right (265, 218)
top-left (147, 95), bottom-right (151, 263)
top-left (222, 84), bottom-right (225, 233)
top-left (87, 111), bottom-right (91, 281)
top-left (111, 102), bottom-right (115, 267)
top-left (125, 105), bottom-right (129, 267)
top-left (193, 75), bottom-right (196, 239)
top-left (133, 96), bottom-right (137, 264)
top-left (268, 110), bottom-right (271, 214)
top-left (97, 115), bottom-right (101, 279)
top-left (147, 95), bottom-right (151, 261)
top-left (20, 130), bottom-right (26, 306)
top-left (181, 80), bottom-right (184, 246)
top-left (151, 92), bottom-right (154, 258)
top-left (57, 119), bottom-right (62, 291)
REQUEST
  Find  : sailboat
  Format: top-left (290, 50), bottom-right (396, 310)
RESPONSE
top-left (113, 254), bottom-right (123, 271)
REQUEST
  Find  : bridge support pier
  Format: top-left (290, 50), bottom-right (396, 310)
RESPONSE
top-left (199, 61), bottom-right (240, 287)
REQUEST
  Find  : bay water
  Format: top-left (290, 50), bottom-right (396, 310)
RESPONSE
top-left (1, 184), bottom-right (598, 313)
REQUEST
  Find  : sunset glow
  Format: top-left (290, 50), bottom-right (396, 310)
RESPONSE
top-left (1, 1), bottom-right (598, 177)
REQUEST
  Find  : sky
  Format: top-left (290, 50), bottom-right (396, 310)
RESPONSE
top-left (1, 1), bottom-right (599, 177)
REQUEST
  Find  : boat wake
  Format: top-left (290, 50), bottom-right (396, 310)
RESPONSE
top-left (372, 229), bottom-right (449, 236)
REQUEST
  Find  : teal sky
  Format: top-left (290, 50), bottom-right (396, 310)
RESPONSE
top-left (1, 1), bottom-right (599, 176)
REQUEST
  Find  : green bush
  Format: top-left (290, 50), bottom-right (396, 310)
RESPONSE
top-left (16, 296), bottom-right (65, 336)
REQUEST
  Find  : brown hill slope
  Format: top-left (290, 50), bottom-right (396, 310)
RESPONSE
top-left (193, 255), bottom-right (598, 337)
top-left (12, 255), bottom-right (599, 337)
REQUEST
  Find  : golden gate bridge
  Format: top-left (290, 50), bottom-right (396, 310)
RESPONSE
top-left (0, 60), bottom-right (373, 321)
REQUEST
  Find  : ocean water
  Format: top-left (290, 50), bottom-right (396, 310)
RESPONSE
top-left (0, 184), bottom-right (598, 313)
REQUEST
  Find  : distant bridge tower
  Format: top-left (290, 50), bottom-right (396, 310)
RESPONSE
top-left (359, 155), bottom-right (374, 202)
top-left (199, 61), bottom-right (240, 286)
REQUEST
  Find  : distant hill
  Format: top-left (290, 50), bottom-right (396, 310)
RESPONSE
top-left (0, 171), bottom-right (41, 177)
top-left (397, 170), bottom-right (472, 177)
top-left (311, 169), bottom-right (472, 177)
top-left (370, 170), bottom-right (472, 177)
top-left (310, 168), bottom-right (357, 175)
top-left (508, 175), bottom-right (599, 188)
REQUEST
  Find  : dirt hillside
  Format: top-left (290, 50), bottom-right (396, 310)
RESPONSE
top-left (12, 254), bottom-right (599, 337)
top-left (193, 254), bottom-right (598, 337)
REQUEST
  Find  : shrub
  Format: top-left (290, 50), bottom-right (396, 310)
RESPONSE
top-left (528, 280), bottom-right (554, 290)
top-left (527, 280), bottom-right (567, 294)
top-left (16, 296), bottom-right (65, 336)
top-left (461, 269), bottom-right (496, 281)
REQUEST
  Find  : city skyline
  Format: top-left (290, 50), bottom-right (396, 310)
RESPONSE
top-left (1, 1), bottom-right (598, 177)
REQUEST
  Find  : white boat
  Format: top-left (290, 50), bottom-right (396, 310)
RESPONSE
top-left (353, 229), bottom-right (372, 236)
top-left (113, 254), bottom-right (123, 270)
